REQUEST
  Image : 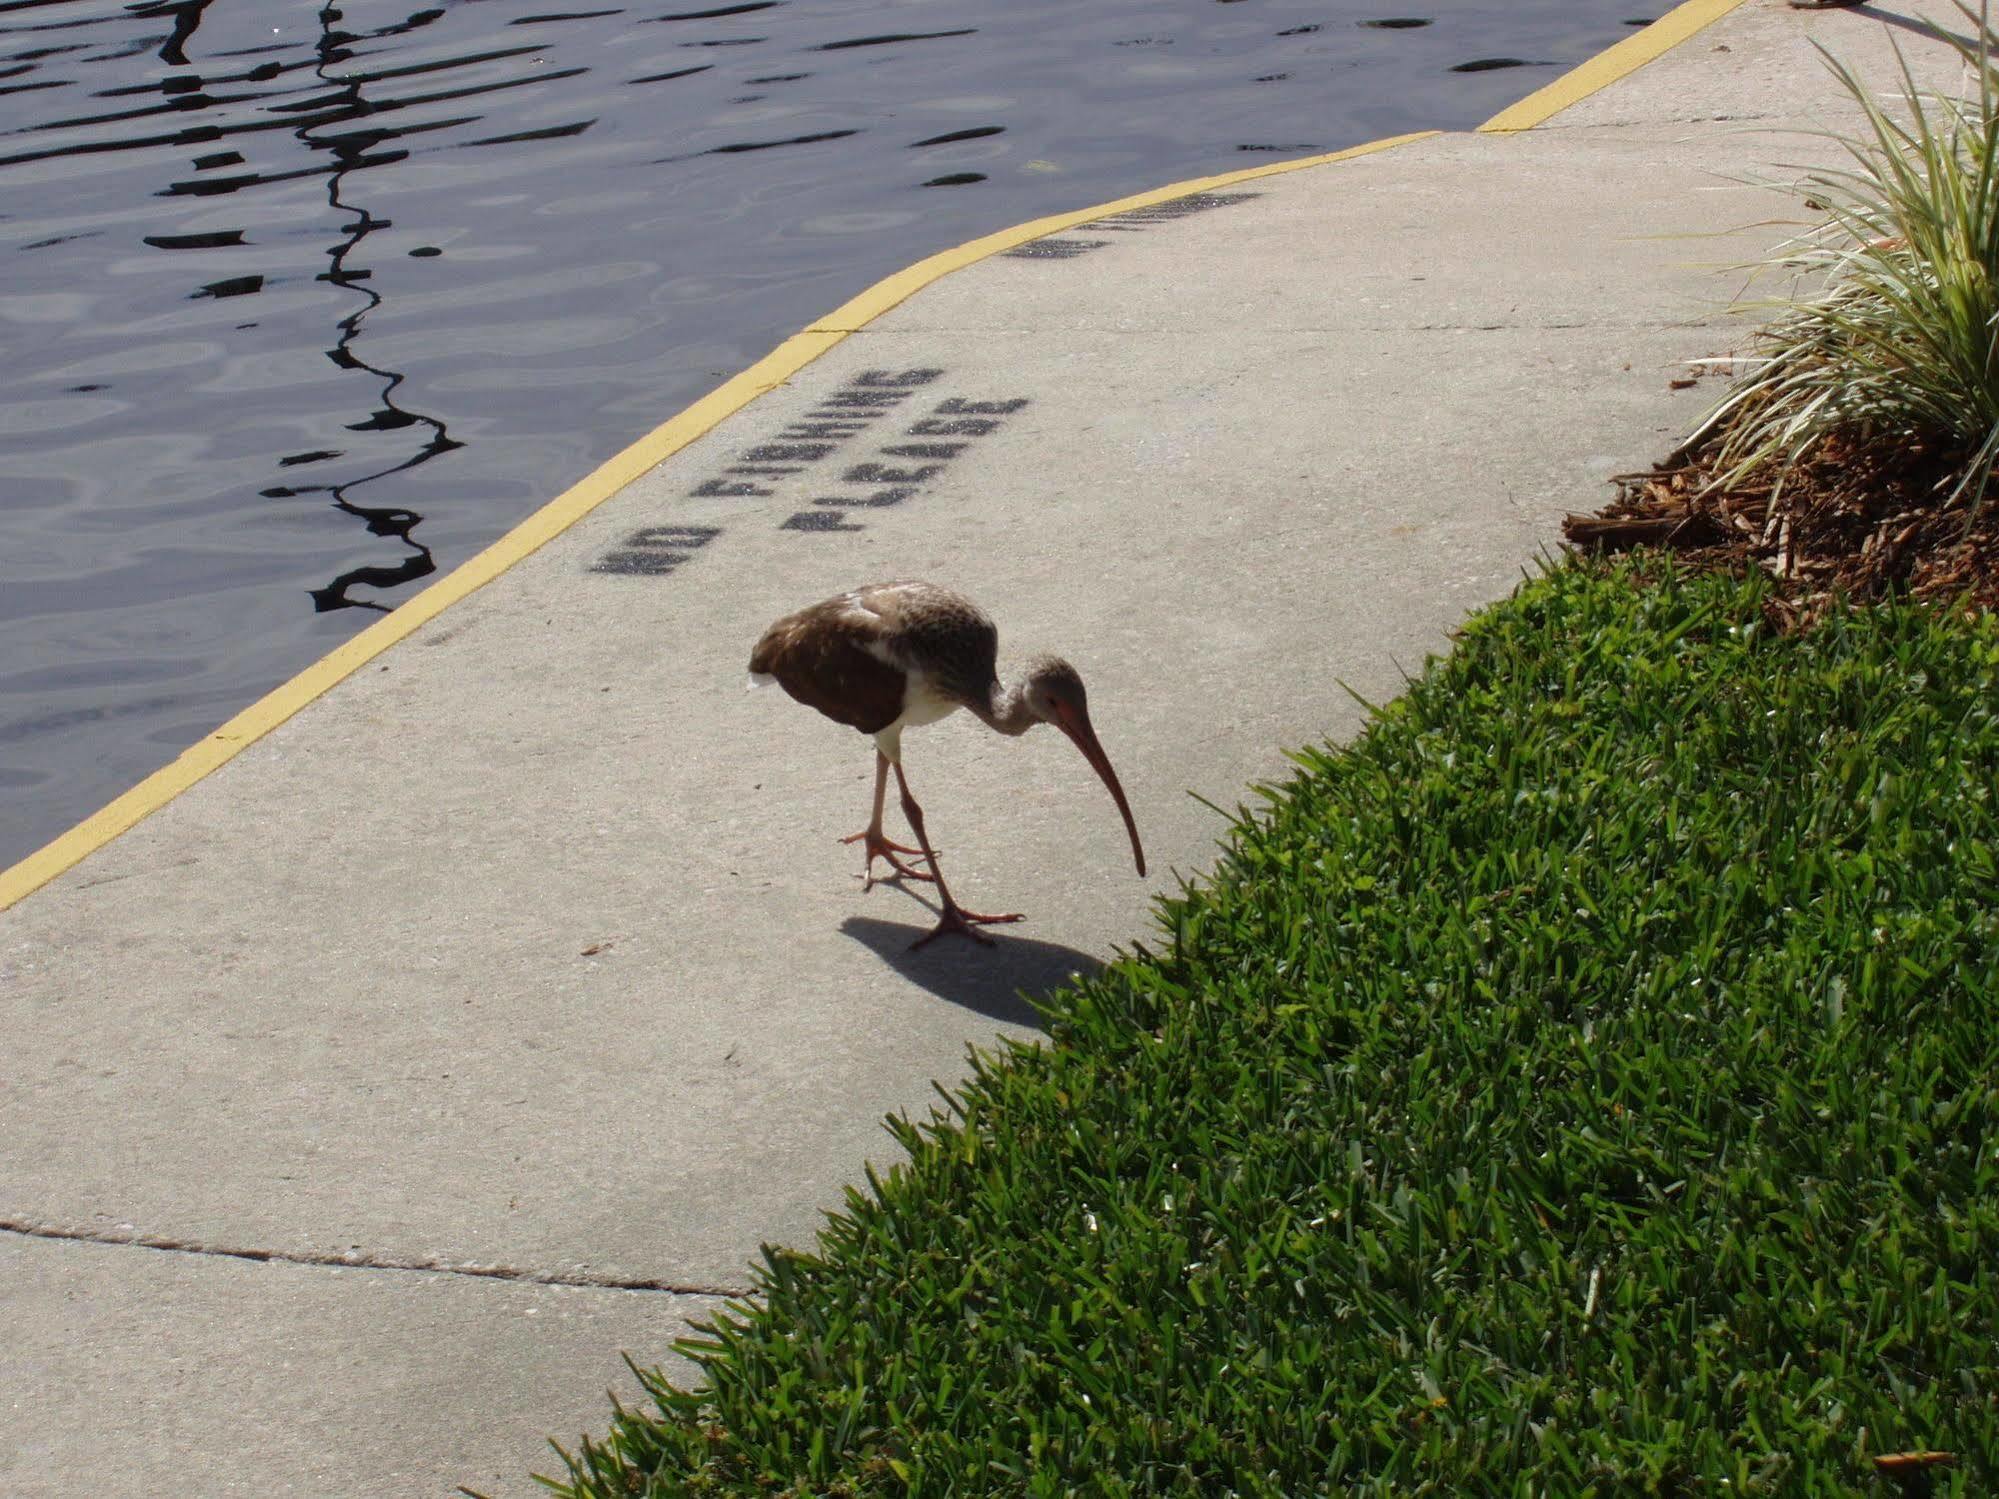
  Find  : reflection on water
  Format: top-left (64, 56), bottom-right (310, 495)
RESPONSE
top-left (0, 0), bottom-right (1657, 867)
top-left (290, 6), bottom-right (452, 613)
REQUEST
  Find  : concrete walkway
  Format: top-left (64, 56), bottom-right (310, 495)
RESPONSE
top-left (0, 2), bottom-right (1970, 1492)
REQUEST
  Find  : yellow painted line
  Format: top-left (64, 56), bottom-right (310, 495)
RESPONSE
top-left (0, 130), bottom-right (1433, 914)
top-left (0, 0), bottom-right (1765, 915)
top-left (1479, 0), bottom-right (1753, 134)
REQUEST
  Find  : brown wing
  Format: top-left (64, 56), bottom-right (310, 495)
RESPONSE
top-left (749, 591), bottom-right (907, 735)
top-left (844, 580), bottom-right (1000, 704)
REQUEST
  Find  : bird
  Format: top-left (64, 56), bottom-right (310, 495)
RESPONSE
top-left (749, 580), bottom-right (1146, 947)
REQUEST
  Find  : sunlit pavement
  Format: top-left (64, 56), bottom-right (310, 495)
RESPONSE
top-left (0, 4), bottom-right (1964, 1492)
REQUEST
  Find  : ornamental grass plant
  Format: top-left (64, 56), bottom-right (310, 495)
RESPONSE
top-left (1697, 2), bottom-right (1999, 511)
top-left (1565, 3), bottom-right (1999, 615)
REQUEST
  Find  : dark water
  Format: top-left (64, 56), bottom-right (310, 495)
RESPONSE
top-left (0, 0), bottom-right (1657, 869)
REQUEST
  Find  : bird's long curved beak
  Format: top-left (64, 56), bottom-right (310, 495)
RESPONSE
top-left (1053, 704), bottom-right (1146, 878)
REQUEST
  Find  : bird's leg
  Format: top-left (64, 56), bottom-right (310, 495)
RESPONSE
top-left (841, 750), bottom-right (934, 887)
top-left (892, 761), bottom-right (1024, 949)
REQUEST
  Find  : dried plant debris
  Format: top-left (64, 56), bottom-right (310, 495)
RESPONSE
top-left (1564, 435), bottom-right (1999, 628)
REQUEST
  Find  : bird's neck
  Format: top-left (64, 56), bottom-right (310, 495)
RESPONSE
top-left (978, 678), bottom-right (1038, 737)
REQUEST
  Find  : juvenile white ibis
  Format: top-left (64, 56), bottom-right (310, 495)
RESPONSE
top-left (749, 580), bottom-right (1146, 947)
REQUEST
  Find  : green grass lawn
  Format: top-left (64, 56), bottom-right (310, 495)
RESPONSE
top-left (543, 561), bottom-right (1998, 1497)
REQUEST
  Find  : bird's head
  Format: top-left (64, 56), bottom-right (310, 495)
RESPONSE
top-left (1020, 655), bottom-right (1089, 724)
top-left (1022, 655), bottom-right (1147, 879)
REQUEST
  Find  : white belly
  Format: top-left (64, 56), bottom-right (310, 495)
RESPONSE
top-left (873, 672), bottom-right (961, 763)
top-left (898, 673), bottom-right (962, 730)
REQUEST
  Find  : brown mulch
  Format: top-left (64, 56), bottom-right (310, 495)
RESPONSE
top-left (1562, 433), bottom-right (1999, 630)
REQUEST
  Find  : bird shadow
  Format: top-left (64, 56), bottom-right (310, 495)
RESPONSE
top-left (838, 912), bottom-right (1104, 1030)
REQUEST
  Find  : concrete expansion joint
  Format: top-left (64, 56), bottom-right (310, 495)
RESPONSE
top-left (833, 318), bottom-right (1716, 338)
top-left (1398, 317), bottom-right (1711, 334)
top-left (0, 1218), bottom-right (753, 1299)
top-left (1525, 111), bottom-right (1792, 133)
top-left (1407, 321), bottom-right (1561, 334)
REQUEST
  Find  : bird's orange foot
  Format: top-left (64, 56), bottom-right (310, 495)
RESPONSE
top-left (911, 904), bottom-right (1025, 949)
top-left (841, 829), bottom-right (935, 888)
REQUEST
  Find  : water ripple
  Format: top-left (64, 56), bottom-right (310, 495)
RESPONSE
top-left (2, 0), bottom-right (1659, 865)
